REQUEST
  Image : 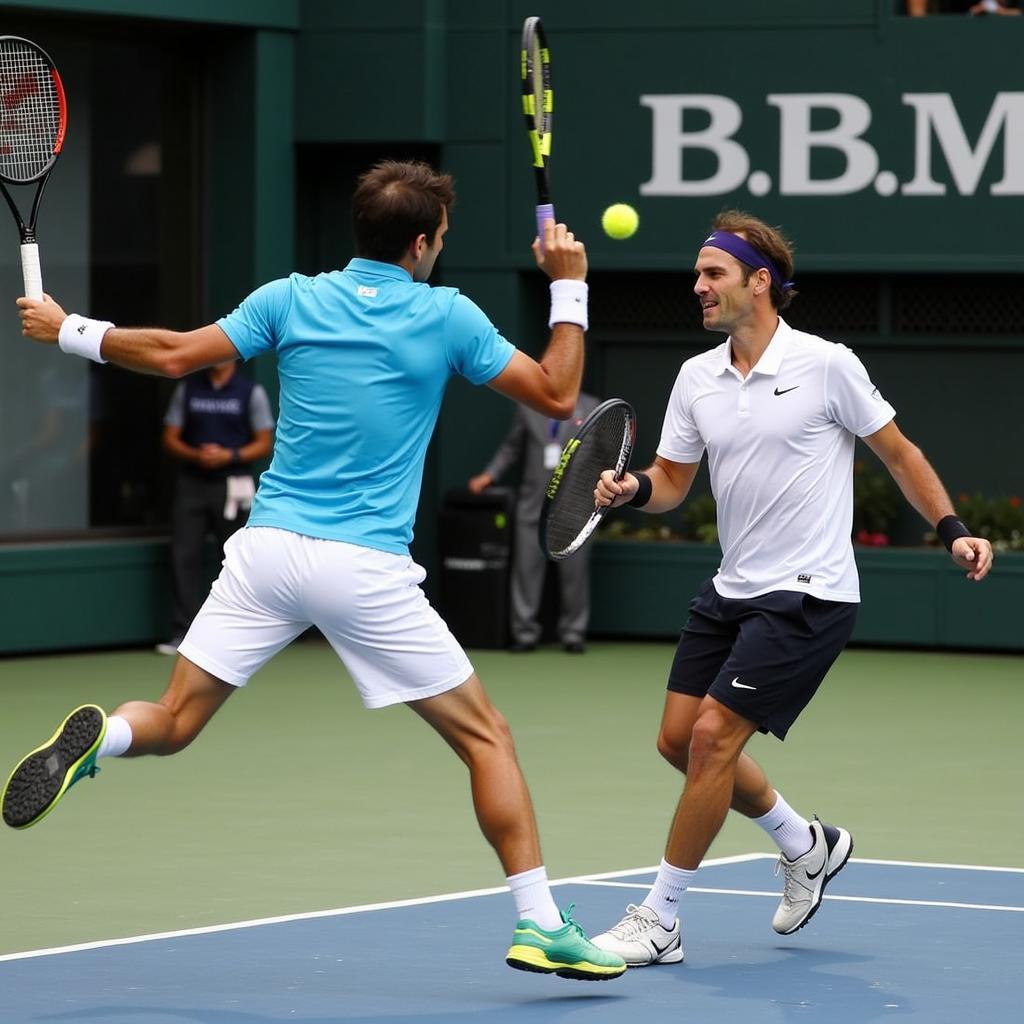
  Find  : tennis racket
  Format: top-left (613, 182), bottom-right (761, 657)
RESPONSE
top-left (540, 399), bottom-right (637, 560)
top-left (0, 36), bottom-right (67, 300)
top-left (520, 16), bottom-right (554, 242)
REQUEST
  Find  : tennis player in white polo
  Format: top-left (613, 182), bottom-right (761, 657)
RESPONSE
top-left (589, 210), bottom-right (993, 966)
top-left (5, 160), bottom-right (625, 981)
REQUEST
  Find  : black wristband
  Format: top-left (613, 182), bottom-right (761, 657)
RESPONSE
top-left (936, 514), bottom-right (971, 552)
top-left (626, 471), bottom-right (653, 508)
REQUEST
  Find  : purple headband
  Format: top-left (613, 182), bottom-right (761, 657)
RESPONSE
top-left (701, 231), bottom-right (794, 292)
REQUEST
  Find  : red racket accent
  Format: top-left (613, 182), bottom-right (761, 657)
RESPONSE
top-left (0, 37), bottom-right (66, 183)
top-left (51, 68), bottom-right (67, 155)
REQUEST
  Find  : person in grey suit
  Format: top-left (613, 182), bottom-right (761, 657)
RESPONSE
top-left (468, 393), bottom-right (599, 653)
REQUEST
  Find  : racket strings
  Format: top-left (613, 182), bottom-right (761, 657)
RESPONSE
top-left (528, 43), bottom-right (548, 132)
top-left (0, 42), bottom-right (61, 182)
top-left (545, 410), bottom-right (631, 555)
top-left (521, 24), bottom-right (551, 141)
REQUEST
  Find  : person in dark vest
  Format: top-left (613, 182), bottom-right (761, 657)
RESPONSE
top-left (468, 393), bottom-right (599, 653)
top-left (157, 362), bottom-right (274, 653)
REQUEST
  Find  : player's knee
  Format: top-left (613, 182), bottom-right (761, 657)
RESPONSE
top-left (158, 726), bottom-right (198, 756)
top-left (687, 712), bottom-right (734, 775)
top-left (453, 704), bottom-right (516, 767)
top-left (485, 706), bottom-right (516, 757)
top-left (657, 729), bottom-right (690, 773)
top-left (158, 709), bottom-right (207, 755)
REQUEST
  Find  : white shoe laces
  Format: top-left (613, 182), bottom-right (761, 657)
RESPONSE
top-left (608, 904), bottom-right (661, 940)
top-left (774, 857), bottom-right (800, 908)
top-left (774, 847), bottom-right (818, 908)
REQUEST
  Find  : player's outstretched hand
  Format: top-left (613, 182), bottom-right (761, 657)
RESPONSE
top-left (533, 218), bottom-right (587, 282)
top-left (16, 294), bottom-right (67, 344)
top-left (950, 536), bottom-right (993, 581)
top-left (595, 469), bottom-right (638, 509)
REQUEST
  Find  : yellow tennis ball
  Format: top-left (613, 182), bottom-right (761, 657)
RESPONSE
top-left (601, 203), bottom-right (639, 240)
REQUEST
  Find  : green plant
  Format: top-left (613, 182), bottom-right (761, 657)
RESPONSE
top-left (598, 513), bottom-right (683, 542)
top-left (852, 460), bottom-right (900, 545)
top-left (930, 492), bottom-right (1024, 552)
top-left (596, 491), bottom-right (718, 543)
top-left (681, 493), bottom-right (718, 544)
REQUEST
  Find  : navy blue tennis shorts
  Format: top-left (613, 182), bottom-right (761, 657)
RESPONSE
top-left (667, 578), bottom-right (858, 740)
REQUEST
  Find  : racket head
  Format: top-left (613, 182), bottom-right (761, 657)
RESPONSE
top-left (520, 16), bottom-right (552, 205)
top-left (540, 398), bottom-right (637, 561)
top-left (0, 36), bottom-right (67, 185)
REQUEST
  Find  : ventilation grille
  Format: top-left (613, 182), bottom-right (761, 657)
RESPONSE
top-left (589, 273), bottom-right (702, 332)
top-left (588, 272), bottom-right (1024, 337)
top-left (893, 277), bottom-right (1024, 335)
top-left (785, 278), bottom-right (879, 334)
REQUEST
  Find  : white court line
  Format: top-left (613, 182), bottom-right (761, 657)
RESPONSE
top-left (1, 853), bottom-right (1020, 964)
top-left (0, 853), bottom-right (756, 964)
top-left (635, 853), bottom-right (1024, 874)
top-left (577, 880), bottom-right (1024, 914)
top-left (845, 856), bottom-right (1024, 874)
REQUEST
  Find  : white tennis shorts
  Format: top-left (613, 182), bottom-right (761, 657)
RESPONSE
top-left (177, 526), bottom-right (475, 708)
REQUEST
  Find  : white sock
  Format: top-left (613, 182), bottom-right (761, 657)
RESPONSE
top-left (642, 858), bottom-right (694, 929)
top-left (753, 791), bottom-right (813, 861)
top-left (507, 866), bottom-right (562, 930)
top-left (96, 715), bottom-right (133, 759)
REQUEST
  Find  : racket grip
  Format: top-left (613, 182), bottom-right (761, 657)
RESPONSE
top-left (536, 203), bottom-right (555, 249)
top-left (21, 242), bottom-right (43, 300)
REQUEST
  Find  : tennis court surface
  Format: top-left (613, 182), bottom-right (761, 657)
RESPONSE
top-left (3, 854), bottom-right (1020, 1023)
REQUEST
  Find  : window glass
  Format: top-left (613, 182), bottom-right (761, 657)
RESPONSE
top-left (0, 22), bottom-right (200, 538)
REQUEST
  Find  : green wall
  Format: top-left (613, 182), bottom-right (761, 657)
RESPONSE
top-left (0, 0), bottom-right (299, 26)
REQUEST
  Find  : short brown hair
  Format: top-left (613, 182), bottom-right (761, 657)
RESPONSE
top-left (711, 210), bottom-right (797, 310)
top-left (352, 160), bottom-right (455, 262)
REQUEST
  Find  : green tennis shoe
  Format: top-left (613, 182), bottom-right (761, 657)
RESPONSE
top-left (506, 903), bottom-right (627, 981)
top-left (2, 704), bottom-right (107, 829)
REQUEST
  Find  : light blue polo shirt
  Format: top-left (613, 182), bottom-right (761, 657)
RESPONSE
top-left (217, 258), bottom-right (515, 554)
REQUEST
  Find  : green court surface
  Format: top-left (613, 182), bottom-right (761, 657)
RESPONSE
top-left (0, 641), bottom-right (1021, 956)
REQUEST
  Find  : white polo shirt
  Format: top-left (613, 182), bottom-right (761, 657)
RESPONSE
top-left (657, 318), bottom-right (896, 602)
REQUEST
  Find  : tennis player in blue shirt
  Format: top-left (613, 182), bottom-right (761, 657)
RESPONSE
top-left (6, 159), bottom-right (625, 981)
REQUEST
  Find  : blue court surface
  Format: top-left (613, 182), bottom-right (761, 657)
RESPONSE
top-left (2, 854), bottom-right (1021, 1023)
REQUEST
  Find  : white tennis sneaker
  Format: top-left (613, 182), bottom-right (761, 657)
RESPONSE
top-left (772, 816), bottom-right (853, 935)
top-left (590, 903), bottom-right (684, 966)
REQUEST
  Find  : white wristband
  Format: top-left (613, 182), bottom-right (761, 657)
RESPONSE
top-left (548, 279), bottom-right (588, 331)
top-left (58, 314), bottom-right (113, 363)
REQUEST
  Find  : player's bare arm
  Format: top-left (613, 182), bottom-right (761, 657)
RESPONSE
top-left (864, 420), bottom-right (993, 581)
top-left (489, 335), bottom-right (582, 419)
top-left (595, 456), bottom-right (700, 513)
top-left (17, 294), bottom-right (239, 378)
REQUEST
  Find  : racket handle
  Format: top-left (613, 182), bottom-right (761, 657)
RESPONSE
top-left (21, 242), bottom-right (43, 300)
top-left (536, 203), bottom-right (555, 249)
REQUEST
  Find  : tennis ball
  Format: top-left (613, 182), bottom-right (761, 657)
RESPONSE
top-left (601, 203), bottom-right (639, 240)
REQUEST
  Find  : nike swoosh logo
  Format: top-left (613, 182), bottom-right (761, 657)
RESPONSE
top-left (805, 862), bottom-right (825, 880)
top-left (774, 386), bottom-right (799, 396)
top-left (651, 937), bottom-right (676, 957)
top-left (731, 677), bottom-right (756, 690)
